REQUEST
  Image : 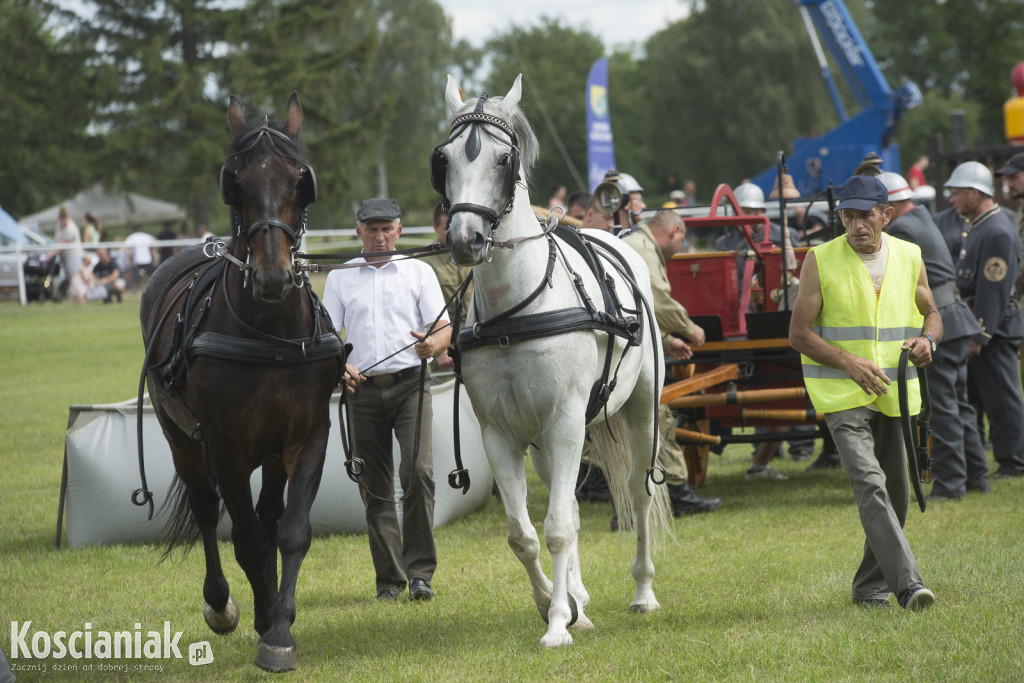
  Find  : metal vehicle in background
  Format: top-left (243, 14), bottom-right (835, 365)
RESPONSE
top-left (751, 0), bottom-right (921, 196)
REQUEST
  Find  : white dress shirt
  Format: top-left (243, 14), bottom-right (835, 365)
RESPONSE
top-left (322, 256), bottom-right (449, 374)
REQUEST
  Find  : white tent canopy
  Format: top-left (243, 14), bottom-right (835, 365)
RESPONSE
top-left (19, 183), bottom-right (187, 234)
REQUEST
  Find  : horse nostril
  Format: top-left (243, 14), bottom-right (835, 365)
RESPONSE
top-left (472, 232), bottom-right (486, 251)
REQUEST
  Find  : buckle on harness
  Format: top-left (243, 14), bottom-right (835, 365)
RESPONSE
top-left (498, 335), bottom-right (510, 348)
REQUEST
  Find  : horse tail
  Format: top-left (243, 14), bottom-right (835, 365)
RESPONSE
top-left (588, 413), bottom-right (673, 543)
top-left (158, 474), bottom-right (202, 562)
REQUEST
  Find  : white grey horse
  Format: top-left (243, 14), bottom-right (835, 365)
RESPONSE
top-left (435, 74), bottom-right (668, 647)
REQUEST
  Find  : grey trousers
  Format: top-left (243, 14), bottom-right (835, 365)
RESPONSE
top-left (349, 375), bottom-right (436, 593)
top-left (825, 407), bottom-right (925, 601)
top-left (927, 338), bottom-right (990, 496)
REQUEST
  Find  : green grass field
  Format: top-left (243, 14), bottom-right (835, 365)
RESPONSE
top-left (2, 293), bottom-right (1023, 681)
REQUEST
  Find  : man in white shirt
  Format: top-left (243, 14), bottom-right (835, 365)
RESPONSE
top-left (322, 197), bottom-right (451, 603)
top-left (49, 205), bottom-right (84, 284)
top-left (123, 224), bottom-right (157, 283)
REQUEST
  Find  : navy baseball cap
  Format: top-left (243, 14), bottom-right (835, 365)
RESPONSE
top-left (835, 176), bottom-right (889, 211)
top-left (356, 197), bottom-right (402, 223)
top-left (996, 152), bottom-right (1024, 177)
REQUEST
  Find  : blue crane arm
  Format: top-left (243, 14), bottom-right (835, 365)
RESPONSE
top-left (752, 0), bottom-right (921, 197)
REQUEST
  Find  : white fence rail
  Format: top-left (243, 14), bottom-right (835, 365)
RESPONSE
top-left (1, 226), bottom-right (440, 306)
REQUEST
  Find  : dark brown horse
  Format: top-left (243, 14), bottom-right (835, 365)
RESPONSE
top-left (139, 93), bottom-right (344, 672)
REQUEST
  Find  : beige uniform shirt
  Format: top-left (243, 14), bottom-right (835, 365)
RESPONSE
top-left (422, 252), bottom-right (474, 327)
top-left (621, 222), bottom-right (695, 347)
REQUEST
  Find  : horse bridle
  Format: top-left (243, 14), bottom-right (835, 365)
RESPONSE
top-left (220, 118), bottom-right (317, 282)
top-left (430, 98), bottom-right (522, 250)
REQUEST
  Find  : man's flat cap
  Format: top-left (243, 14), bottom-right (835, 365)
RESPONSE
top-left (356, 197), bottom-right (402, 223)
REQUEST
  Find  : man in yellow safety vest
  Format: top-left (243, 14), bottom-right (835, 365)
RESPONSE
top-left (790, 175), bottom-right (942, 611)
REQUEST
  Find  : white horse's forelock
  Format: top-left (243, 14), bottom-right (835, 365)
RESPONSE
top-left (452, 94), bottom-right (539, 189)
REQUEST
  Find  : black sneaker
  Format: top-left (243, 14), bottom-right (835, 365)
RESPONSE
top-left (898, 587), bottom-right (935, 611)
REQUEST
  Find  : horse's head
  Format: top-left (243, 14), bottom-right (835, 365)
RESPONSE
top-left (432, 74), bottom-right (538, 266)
top-left (221, 92), bottom-right (317, 303)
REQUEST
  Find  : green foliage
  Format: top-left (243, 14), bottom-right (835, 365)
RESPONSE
top-left (891, 92), bottom-right (984, 173)
top-left (0, 1), bottom-right (99, 217)
top-left (642, 0), bottom-right (838, 201)
top-left (867, 0), bottom-right (1024, 144)
top-left (1, 0), bottom-right (1019, 228)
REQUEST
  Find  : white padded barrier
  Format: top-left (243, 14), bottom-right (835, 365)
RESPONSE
top-left (58, 377), bottom-right (492, 548)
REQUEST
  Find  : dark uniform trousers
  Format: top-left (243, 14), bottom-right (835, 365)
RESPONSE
top-left (970, 334), bottom-right (1024, 474)
top-left (349, 375), bottom-right (436, 592)
top-left (927, 337), bottom-right (990, 496)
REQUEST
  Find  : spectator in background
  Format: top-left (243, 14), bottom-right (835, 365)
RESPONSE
top-left (879, 171), bottom-right (988, 501)
top-left (662, 190), bottom-right (687, 208)
top-left (67, 254), bottom-right (96, 305)
top-left (422, 202), bottom-right (472, 372)
top-left (82, 212), bottom-right (101, 245)
top-left (947, 162), bottom-right (1024, 479)
top-left (196, 223), bottom-right (213, 240)
top-left (565, 191), bottom-right (590, 220)
top-left (91, 247), bottom-right (125, 303)
top-left (49, 206), bottom-right (84, 287)
top-left (579, 196), bottom-right (615, 232)
top-left (907, 155), bottom-right (930, 191)
top-left (157, 221), bottom-right (178, 263)
top-left (681, 180), bottom-right (697, 206)
top-left (548, 183), bottom-right (567, 210)
top-left (123, 224), bottom-right (156, 286)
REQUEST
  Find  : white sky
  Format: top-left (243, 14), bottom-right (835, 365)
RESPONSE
top-left (437, 0), bottom-right (691, 50)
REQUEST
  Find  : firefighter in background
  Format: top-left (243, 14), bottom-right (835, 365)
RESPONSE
top-left (948, 162), bottom-right (1024, 478)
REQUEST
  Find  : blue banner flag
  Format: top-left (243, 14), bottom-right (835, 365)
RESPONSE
top-left (586, 57), bottom-right (616, 192)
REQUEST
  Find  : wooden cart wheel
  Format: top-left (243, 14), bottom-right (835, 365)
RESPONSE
top-left (682, 418), bottom-right (711, 488)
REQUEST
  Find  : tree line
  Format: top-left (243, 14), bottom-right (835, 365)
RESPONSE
top-left (2, 0), bottom-right (1018, 231)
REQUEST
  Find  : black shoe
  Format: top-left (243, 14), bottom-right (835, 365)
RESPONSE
top-left (609, 512), bottom-right (633, 531)
top-left (992, 468), bottom-right (1024, 479)
top-left (898, 587), bottom-right (935, 611)
top-left (409, 578), bottom-right (433, 601)
top-left (853, 597), bottom-right (891, 609)
top-left (966, 484), bottom-right (991, 494)
top-left (806, 450), bottom-right (841, 471)
top-left (668, 483), bottom-right (723, 516)
top-left (376, 588), bottom-right (400, 602)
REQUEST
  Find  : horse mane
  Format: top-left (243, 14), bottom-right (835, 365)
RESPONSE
top-left (225, 115), bottom-right (311, 173)
top-left (454, 95), bottom-right (540, 189)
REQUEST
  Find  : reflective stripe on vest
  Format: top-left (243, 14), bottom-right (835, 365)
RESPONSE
top-left (800, 235), bottom-right (923, 417)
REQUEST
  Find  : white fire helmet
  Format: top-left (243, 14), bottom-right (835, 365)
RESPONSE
top-left (877, 171), bottom-right (914, 202)
top-left (734, 183), bottom-right (765, 210)
top-left (614, 171), bottom-right (644, 194)
top-left (944, 161), bottom-right (994, 197)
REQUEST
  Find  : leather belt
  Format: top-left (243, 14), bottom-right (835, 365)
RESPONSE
top-left (366, 366), bottom-right (420, 388)
top-left (932, 280), bottom-right (960, 309)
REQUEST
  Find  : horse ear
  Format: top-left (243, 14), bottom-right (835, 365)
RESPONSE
top-left (228, 94), bottom-right (246, 136)
top-left (502, 74), bottom-right (523, 112)
top-left (445, 74), bottom-right (463, 117)
top-left (285, 91), bottom-right (303, 138)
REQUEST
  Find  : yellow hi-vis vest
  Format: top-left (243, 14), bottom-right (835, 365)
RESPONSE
top-left (800, 235), bottom-right (923, 417)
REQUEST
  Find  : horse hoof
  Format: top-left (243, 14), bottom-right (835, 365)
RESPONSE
top-left (569, 613), bottom-right (594, 631)
top-left (538, 595), bottom-right (579, 626)
top-left (203, 595), bottom-right (240, 634)
top-left (628, 601), bottom-right (661, 615)
top-left (539, 632), bottom-right (574, 649)
top-left (255, 642), bottom-right (297, 673)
